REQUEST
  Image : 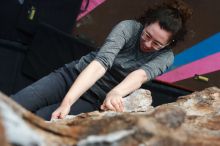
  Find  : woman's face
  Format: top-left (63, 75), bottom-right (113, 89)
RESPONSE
top-left (140, 22), bottom-right (172, 52)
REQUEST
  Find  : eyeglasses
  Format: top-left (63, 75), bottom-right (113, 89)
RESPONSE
top-left (141, 30), bottom-right (169, 50)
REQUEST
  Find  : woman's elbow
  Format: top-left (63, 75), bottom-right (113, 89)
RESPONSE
top-left (92, 60), bottom-right (107, 75)
top-left (134, 69), bottom-right (148, 84)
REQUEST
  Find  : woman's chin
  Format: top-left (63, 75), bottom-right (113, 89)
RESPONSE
top-left (140, 46), bottom-right (154, 52)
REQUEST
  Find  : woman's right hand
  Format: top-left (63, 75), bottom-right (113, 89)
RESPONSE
top-left (51, 104), bottom-right (71, 120)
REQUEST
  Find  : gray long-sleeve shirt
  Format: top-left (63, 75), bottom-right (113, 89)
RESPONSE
top-left (74, 20), bottom-right (174, 101)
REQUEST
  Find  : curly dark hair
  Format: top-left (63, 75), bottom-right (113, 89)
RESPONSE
top-left (137, 0), bottom-right (193, 48)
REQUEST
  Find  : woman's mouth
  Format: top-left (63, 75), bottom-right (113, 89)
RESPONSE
top-left (140, 43), bottom-right (151, 52)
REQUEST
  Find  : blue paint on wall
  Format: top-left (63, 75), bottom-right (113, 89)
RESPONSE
top-left (167, 32), bottom-right (220, 72)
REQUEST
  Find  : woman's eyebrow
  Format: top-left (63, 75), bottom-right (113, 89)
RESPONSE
top-left (147, 30), bottom-right (164, 45)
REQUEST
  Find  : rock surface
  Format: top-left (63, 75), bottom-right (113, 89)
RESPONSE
top-left (0, 87), bottom-right (220, 146)
top-left (123, 89), bottom-right (153, 112)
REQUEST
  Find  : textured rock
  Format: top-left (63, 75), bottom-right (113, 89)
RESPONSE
top-left (123, 89), bottom-right (153, 112)
top-left (173, 86), bottom-right (220, 116)
top-left (0, 92), bottom-right (79, 146)
top-left (0, 114), bottom-right (10, 146)
top-left (153, 106), bottom-right (186, 129)
top-left (0, 101), bottom-right (43, 146)
top-left (1, 87), bottom-right (220, 146)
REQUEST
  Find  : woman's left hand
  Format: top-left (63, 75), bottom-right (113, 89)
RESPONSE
top-left (100, 91), bottom-right (124, 112)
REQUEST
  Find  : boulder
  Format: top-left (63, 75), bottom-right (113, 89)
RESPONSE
top-left (0, 87), bottom-right (220, 146)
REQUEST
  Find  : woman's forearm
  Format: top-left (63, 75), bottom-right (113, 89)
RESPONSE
top-left (61, 60), bottom-right (106, 106)
top-left (100, 69), bottom-right (148, 112)
top-left (109, 69), bottom-right (148, 97)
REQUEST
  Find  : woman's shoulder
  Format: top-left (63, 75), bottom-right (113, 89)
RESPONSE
top-left (115, 20), bottom-right (143, 38)
top-left (117, 20), bottom-right (142, 28)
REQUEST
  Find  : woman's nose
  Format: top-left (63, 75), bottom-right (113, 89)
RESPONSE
top-left (144, 40), bottom-right (153, 48)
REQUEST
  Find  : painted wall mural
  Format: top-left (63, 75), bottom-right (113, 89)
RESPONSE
top-left (157, 33), bottom-right (220, 83)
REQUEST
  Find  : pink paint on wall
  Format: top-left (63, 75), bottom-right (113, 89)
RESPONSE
top-left (77, 0), bottom-right (106, 20)
top-left (156, 52), bottom-right (220, 83)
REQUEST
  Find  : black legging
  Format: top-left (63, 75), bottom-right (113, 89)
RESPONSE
top-left (11, 60), bottom-right (101, 121)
